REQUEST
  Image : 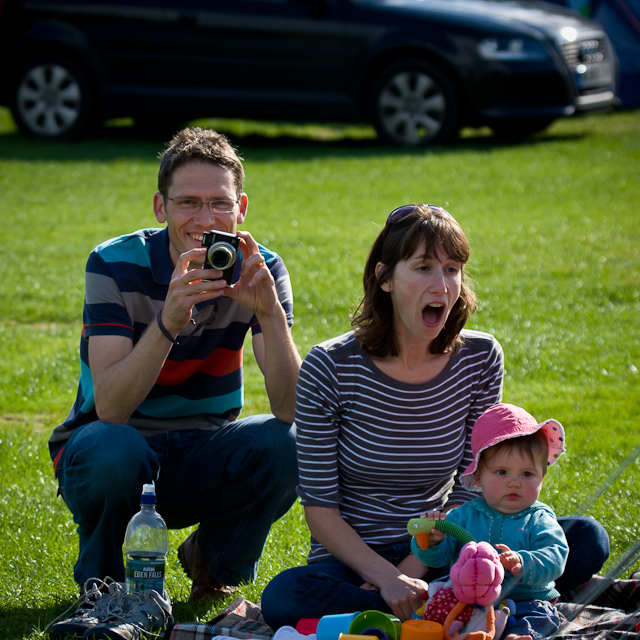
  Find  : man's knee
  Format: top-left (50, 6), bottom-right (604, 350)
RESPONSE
top-left (222, 416), bottom-right (298, 513)
top-left (231, 415), bottom-right (297, 474)
top-left (259, 417), bottom-right (298, 484)
top-left (62, 422), bottom-right (156, 496)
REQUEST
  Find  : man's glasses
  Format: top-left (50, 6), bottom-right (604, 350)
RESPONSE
top-left (161, 193), bottom-right (240, 214)
top-left (386, 203), bottom-right (455, 224)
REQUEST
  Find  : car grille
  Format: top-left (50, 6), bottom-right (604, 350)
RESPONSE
top-left (561, 38), bottom-right (614, 95)
top-left (561, 38), bottom-right (608, 68)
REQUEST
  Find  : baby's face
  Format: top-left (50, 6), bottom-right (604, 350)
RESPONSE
top-left (474, 448), bottom-right (545, 514)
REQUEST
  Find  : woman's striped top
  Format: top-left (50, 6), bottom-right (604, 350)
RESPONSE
top-left (295, 329), bottom-right (504, 562)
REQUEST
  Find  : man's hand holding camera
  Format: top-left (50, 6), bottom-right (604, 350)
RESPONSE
top-left (162, 229), bottom-right (279, 338)
top-left (225, 231), bottom-right (280, 320)
top-left (160, 247), bottom-right (223, 337)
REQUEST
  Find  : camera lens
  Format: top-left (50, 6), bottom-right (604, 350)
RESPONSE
top-left (207, 241), bottom-right (237, 271)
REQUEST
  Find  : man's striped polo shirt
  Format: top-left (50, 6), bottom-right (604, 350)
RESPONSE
top-left (49, 227), bottom-right (294, 451)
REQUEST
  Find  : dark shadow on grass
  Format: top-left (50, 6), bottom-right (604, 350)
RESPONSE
top-left (0, 119), bottom-right (593, 165)
top-left (2, 599), bottom-right (80, 639)
top-left (2, 596), bottom-right (223, 639)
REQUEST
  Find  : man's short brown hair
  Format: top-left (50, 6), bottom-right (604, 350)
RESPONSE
top-left (157, 127), bottom-right (245, 196)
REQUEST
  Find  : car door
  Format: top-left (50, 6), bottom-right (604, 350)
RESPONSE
top-left (158, 0), bottom-right (351, 120)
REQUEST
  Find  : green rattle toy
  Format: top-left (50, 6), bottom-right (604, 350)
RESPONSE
top-left (407, 517), bottom-right (476, 550)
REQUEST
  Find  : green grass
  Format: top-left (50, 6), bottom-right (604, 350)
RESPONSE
top-left (1, 107), bottom-right (639, 639)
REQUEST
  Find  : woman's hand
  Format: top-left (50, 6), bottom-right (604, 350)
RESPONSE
top-left (305, 506), bottom-right (427, 621)
top-left (377, 573), bottom-right (429, 622)
top-left (359, 553), bottom-right (429, 619)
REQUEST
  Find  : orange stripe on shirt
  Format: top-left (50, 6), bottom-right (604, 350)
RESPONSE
top-left (156, 347), bottom-right (243, 386)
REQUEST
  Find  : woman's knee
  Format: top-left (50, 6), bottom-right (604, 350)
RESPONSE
top-left (262, 562), bottom-right (374, 629)
top-left (560, 516), bottom-right (610, 569)
top-left (261, 568), bottom-right (301, 629)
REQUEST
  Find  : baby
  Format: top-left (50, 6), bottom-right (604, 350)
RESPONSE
top-left (412, 403), bottom-right (569, 640)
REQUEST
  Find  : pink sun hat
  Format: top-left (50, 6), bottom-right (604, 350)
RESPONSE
top-left (460, 403), bottom-right (566, 490)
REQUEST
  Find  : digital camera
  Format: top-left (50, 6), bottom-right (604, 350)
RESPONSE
top-left (202, 230), bottom-right (239, 285)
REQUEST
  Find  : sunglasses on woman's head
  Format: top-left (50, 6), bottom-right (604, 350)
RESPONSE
top-left (386, 204), bottom-right (455, 224)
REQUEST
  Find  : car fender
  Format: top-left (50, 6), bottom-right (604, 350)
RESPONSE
top-left (21, 18), bottom-right (91, 56)
top-left (352, 27), bottom-right (472, 118)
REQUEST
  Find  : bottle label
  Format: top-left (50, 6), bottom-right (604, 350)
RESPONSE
top-left (125, 556), bottom-right (165, 593)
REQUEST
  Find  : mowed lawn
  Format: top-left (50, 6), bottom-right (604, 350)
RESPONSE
top-left (0, 106), bottom-right (639, 639)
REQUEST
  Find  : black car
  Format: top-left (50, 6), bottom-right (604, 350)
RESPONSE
top-left (0, 0), bottom-right (619, 146)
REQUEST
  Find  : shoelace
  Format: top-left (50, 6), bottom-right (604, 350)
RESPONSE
top-left (44, 576), bottom-right (123, 633)
top-left (97, 590), bottom-right (171, 638)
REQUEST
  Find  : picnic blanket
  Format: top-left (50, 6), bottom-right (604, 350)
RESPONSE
top-left (164, 597), bottom-right (274, 640)
top-left (164, 575), bottom-right (640, 640)
top-left (553, 574), bottom-right (640, 638)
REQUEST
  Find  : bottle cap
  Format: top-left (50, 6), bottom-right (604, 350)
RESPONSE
top-left (140, 483), bottom-right (157, 504)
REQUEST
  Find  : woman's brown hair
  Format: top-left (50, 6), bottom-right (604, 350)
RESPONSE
top-left (352, 205), bottom-right (477, 357)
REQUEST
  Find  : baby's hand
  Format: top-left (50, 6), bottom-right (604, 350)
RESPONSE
top-left (495, 543), bottom-right (523, 575)
top-left (419, 511), bottom-right (447, 545)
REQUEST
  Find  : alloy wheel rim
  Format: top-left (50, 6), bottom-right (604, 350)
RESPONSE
top-left (17, 64), bottom-right (82, 136)
top-left (378, 71), bottom-right (447, 145)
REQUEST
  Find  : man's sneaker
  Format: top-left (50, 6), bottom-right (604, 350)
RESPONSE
top-left (177, 530), bottom-right (237, 602)
top-left (47, 577), bottom-right (126, 639)
top-left (83, 588), bottom-right (173, 640)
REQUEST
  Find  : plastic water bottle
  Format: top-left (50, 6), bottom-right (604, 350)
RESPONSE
top-left (124, 483), bottom-right (168, 593)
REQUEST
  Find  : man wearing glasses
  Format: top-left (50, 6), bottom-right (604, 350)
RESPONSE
top-left (48, 128), bottom-right (301, 610)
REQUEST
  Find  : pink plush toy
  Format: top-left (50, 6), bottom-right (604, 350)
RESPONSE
top-left (451, 541), bottom-right (504, 606)
top-left (435, 541), bottom-right (505, 640)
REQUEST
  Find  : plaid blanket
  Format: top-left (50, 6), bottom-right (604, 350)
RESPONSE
top-left (554, 574), bottom-right (640, 639)
top-left (164, 597), bottom-right (274, 640)
top-left (164, 575), bottom-right (640, 640)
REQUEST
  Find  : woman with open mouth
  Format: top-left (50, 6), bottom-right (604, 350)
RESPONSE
top-left (261, 204), bottom-right (609, 630)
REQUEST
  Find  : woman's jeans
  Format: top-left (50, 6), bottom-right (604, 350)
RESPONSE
top-left (55, 416), bottom-right (298, 588)
top-left (261, 516), bottom-right (610, 630)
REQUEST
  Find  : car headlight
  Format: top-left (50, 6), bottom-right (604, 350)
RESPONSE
top-left (479, 37), bottom-right (549, 61)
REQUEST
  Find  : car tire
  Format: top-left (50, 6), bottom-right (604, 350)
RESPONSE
top-left (10, 54), bottom-right (96, 140)
top-left (370, 59), bottom-right (460, 146)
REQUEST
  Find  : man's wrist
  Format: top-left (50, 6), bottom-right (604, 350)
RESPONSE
top-left (255, 299), bottom-right (287, 324)
top-left (157, 311), bottom-right (179, 345)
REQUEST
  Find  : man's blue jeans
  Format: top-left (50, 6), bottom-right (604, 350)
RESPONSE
top-left (261, 516), bottom-right (609, 630)
top-left (55, 416), bottom-right (298, 588)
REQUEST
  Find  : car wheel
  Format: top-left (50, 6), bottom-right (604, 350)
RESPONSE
top-left (10, 55), bottom-right (96, 140)
top-left (371, 59), bottom-right (460, 146)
